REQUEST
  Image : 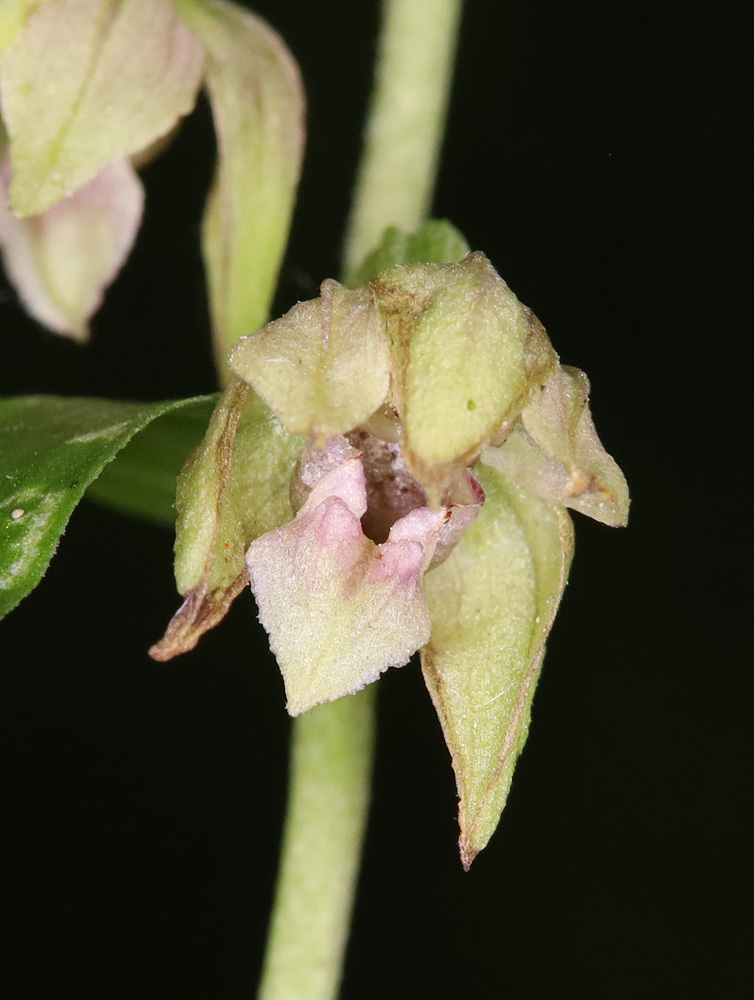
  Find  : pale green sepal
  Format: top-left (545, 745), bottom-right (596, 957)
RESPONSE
top-left (371, 252), bottom-right (558, 495)
top-left (150, 377), bottom-right (303, 660)
top-left (481, 365), bottom-right (629, 527)
top-left (230, 280), bottom-right (390, 439)
top-left (421, 462), bottom-right (573, 868)
top-left (347, 219), bottom-right (470, 289)
top-left (0, 157), bottom-right (143, 340)
top-left (175, 0), bottom-right (305, 365)
top-left (0, 0), bottom-right (204, 217)
top-left (0, 0), bottom-right (47, 52)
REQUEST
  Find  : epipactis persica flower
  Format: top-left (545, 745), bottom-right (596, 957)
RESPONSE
top-left (152, 244), bottom-right (628, 866)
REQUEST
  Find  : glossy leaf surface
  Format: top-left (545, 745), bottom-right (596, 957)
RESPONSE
top-left (0, 393), bottom-right (212, 619)
top-left (86, 396), bottom-right (216, 525)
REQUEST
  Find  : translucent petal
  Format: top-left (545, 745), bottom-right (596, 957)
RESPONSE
top-left (0, 155), bottom-right (143, 340)
top-left (481, 365), bottom-right (629, 526)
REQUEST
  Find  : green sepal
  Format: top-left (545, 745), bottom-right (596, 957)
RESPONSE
top-left (371, 252), bottom-right (558, 497)
top-left (0, 393), bottom-right (214, 619)
top-left (421, 462), bottom-right (573, 868)
top-left (230, 280), bottom-right (391, 439)
top-left (0, 0), bottom-right (46, 53)
top-left (347, 219), bottom-right (470, 289)
top-left (228, 220), bottom-right (473, 441)
top-left (0, 0), bottom-right (204, 217)
top-left (150, 377), bottom-right (303, 660)
top-left (175, 0), bottom-right (305, 365)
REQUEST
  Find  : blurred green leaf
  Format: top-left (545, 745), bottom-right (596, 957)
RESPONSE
top-left (0, 0), bottom-right (45, 53)
top-left (86, 396), bottom-right (217, 525)
top-left (0, 393), bottom-right (213, 619)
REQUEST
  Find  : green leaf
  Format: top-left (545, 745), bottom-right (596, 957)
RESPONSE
top-left (421, 462), bottom-right (573, 868)
top-left (86, 396), bottom-right (217, 525)
top-left (175, 0), bottom-right (305, 364)
top-left (347, 219), bottom-right (470, 288)
top-left (0, 393), bottom-right (213, 619)
top-left (0, 0), bottom-right (204, 216)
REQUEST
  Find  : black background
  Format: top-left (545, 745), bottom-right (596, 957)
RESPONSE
top-left (0, 1), bottom-right (748, 997)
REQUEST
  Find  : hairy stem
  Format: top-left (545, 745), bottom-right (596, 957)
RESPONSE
top-left (257, 690), bottom-right (375, 1000)
top-left (342, 0), bottom-right (463, 282)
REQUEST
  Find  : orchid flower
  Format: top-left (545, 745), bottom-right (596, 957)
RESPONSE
top-left (152, 245), bottom-right (629, 864)
top-left (0, 0), bottom-right (303, 353)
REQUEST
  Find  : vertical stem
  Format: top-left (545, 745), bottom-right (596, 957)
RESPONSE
top-left (257, 690), bottom-right (375, 1000)
top-left (258, 3), bottom-right (463, 998)
top-left (342, 0), bottom-right (464, 282)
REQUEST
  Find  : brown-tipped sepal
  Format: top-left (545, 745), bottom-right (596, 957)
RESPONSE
top-left (481, 365), bottom-right (629, 526)
top-left (150, 378), bottom-right (302, 660)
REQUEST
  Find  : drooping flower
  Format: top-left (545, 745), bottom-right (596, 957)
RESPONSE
top-left (152, 237), bottom-right (629, 865)
top-left (0, 0), bottom-right (303, 349)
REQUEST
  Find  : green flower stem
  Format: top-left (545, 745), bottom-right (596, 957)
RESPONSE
top-left (257, 689), bottom-right (375, 1000)
top-left (258, 2), bottom-right (463, 998)
top-left (342, 0), bottom-right (463, 283)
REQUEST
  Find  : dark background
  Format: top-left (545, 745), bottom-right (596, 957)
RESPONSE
top-left (0, 1), bottom-right (747, 997)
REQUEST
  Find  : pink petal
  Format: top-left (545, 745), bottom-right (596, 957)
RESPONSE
top-left (246, 455), bottom-right (445, 716)
top-left (0, 156), bottom-right (143, 340)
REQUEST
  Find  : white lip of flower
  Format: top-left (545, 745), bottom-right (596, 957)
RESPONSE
top-left (245, 432), bottom-right (483, 716)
